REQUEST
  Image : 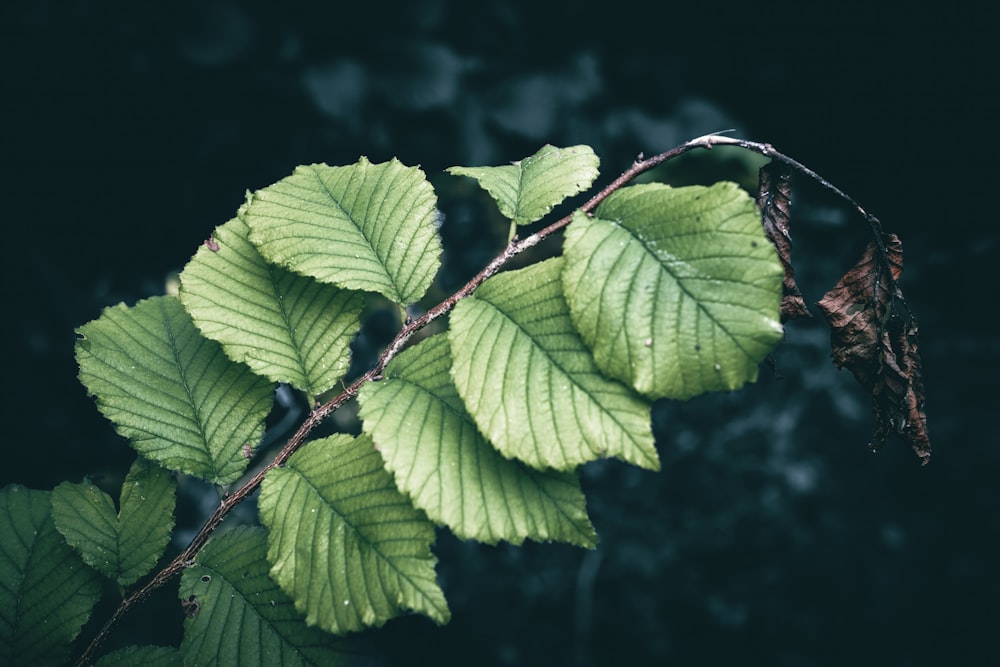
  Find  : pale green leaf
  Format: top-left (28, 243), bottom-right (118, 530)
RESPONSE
top-left (245, 158), bottom-right (442, 305)
top-left (117, 458), bottom-right (175, 583)
top-left (447, 144), bottom-right (600, 226)
top-left (95, 645), bottom-right (183, 667)
top-left (51, 482), bottom-right (118, 581)
top-left (179, 526), bottom-right (358, 666)
top-left (53, 457), bottom-right (176, 586)
top-left (76, 296), bottom-right (275, 484)
top-left (358, 334), bottom-right (597, 547)
top-left (258, 434), bottom-right (449, 635)
top-left (563, 182), bottom-right (784, 400)
top-left (179, 213), bottom-right (363, 399)
top-left (0, 485), bottom-right (102, 667)
top-left (449, 258), bottom-right (659, 472)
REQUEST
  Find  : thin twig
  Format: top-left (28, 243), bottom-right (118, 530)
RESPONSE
top-left (692, 135), bottom-right (888, 247)
top-left (691, 134), bottom-right (903, 309)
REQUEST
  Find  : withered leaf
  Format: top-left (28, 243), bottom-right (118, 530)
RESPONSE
top-left (817, 234), bottom-right (931, 464)
top-left (758, 162), bottom-right (810, 321)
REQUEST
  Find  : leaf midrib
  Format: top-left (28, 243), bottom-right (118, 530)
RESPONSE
top-left (472, 290), bottom-right (649, 456)
top-left (309, 163), bottom-right (400, 297)
top-left (289, 460), bottom-right (441, 613)
top-left (610, 216), bottom-right (769, 361)
top-left (157, 299), bottom-right (219, 477)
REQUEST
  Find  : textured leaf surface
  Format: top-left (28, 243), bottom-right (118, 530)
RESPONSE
top-left (358, 334), bottom-right (597, 547)
top-left (817, 235), bottom-right (930, 464)
top-left (95, 645), bottom-right (183, 667)
top-left (180, 213), bottom-right (363, 398)
top-left (758, 162), bottom-right (810, 321)
top-left (447, 144), bottom-right (599, 226)
top-left (449, 258), bottom-right (658, 471)
top-left (179, 526), bottom-right (358, 666)
top-left (76, 296), bottom-right (275, 484)
top-left (52, 457), bottom-right (175, 586)
top-left (245, 159), bottom-right (442, 305)
top-left (563, 182), bottom-right (784, 400)
top-left (259, 434), bottom-right (448, 635)
top-left (0, 486), bottom-right (102, 667)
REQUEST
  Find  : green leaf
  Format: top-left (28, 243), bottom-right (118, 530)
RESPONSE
top-left (52, 457), bottom-right (176, 586)
top-left (75, 296), bottom-right (275, 484)
top-left (95, 645), bottom-right (183, 667)
top-left (358, 334), bottom-right (597, 547)
top-left (563, 182), bottom-right (784, 400)
top-left (179, 212), bottom-right (364, 399)
top-left (259, 434), bottom-right (449, 635)
top-left (0, 485), bottom-right (102, 667)
top-left (245, 158), bottom-right (442, 305)
top-left (179, 526), bottom-right (359, 667)
top-left (449, 258), bottom-right (659, 472)
top-left (447, 144), bottom-right (600, 226)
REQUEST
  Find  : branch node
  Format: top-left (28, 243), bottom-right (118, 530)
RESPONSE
top-left (687, 133), bottom-right (741, 148)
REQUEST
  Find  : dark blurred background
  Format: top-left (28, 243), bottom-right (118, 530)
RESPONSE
top-left (2, 1), bottom-right (997, 665)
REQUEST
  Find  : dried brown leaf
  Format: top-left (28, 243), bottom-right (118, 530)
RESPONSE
top-left (817, 234), bottom-right (931, 464)
top-left (758, 162), bottom-right (810, 321)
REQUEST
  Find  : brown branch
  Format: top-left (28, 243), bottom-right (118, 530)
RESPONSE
top-left (71, 134), bottom-right (754, 665)
top-left (687, 135), bottom-right (881, 225)
top-left (687, 135), bottom-right (901, 299)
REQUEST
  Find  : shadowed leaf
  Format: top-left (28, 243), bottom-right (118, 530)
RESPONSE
top-left (95, 645), bottom-right (183, 667)
top-left (758, 162), bottom-right (810, 321)
top-left (0, 486), bottom-right (102, 667)
top-left (817, 234), bottom-right (930, 463)
top-left (52, 457), bottom-right (175, 586)
top-left (179, 526), bottom-right (360, 666)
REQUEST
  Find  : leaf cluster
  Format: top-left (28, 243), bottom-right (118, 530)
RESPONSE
top-left (0, 138), bottom-right (929, 666)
